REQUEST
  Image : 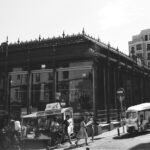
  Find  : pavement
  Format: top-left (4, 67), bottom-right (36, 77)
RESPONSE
top-left (54, 126), bottom-right (126, 150)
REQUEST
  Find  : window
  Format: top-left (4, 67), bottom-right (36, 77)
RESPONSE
top-left (147, 44), bottom-right (150, 50)
top-left (17, 75), bottom-right (20, 80)
top-left (32, 71), bottom-right (53, 104)
top-left (149, 35), bottom-right (150, 40)
top-left (147, 53), bottom-right (150, 60)
top-left (0, 78), bottom-right (4, 105)
top-left (131, 47), bottom-right (135, 54)
top-left (63, 71), bottom-right (68, 79)
top-left (48, 72), bottom-right (53, 80)
top-left (131, 47), bottom-right (134, 51)
top-left (57, 67), bottom-right (93, 112)
top-left (148, 62), bottom-right (150, 68)
top-left (136, 53), bottom-right (142, 59)
top-left (136, 44), bottom-right (142, 50)
top-left (145, 35), bottom-right (148, 41)
top-left (126, 112), bottom-right (137, 119)
top-left (15, 89), bottom-right (19, 99)
top-left (35, 73), bottom-right (40, 82)
top-left (10, 73), bottom-right (28, 105)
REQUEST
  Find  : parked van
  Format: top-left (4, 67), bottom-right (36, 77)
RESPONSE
top-left (125, 103), bottom-right (150, 133)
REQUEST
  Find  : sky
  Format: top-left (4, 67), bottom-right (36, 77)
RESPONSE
top-left (0, 0), bottom-right (150, 55)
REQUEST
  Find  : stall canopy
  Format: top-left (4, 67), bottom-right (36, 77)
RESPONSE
top-left (21, 103), bottom-right (72, 119)
top-left (21, 111), bottom-right (45, 118)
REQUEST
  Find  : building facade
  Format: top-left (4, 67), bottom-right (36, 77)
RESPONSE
top-left (129, 29), bottom-right (150, 67)
top-left (1, 33), bottom-right (150, 124)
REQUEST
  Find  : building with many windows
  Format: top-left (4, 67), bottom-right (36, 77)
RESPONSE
top-left (1, 32), bottom-right (150, 127)
top-left (129, 29), bottom-right (150, 67)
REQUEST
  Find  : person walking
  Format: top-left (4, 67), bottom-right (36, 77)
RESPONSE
top-left (75, 116), bottom-right (88, 147)
top-left (61, 115), bottom-right (72, 145)
top-left (86, 113), bottom-right (94, 142)
top-left (50, 117), bottom-right (60, 145)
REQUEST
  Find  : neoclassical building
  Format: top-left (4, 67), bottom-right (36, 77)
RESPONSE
top-left (1, 32), bottom-right (150, 123)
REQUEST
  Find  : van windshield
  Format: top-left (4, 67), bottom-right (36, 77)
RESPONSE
top-left (126, 112), bottom-right (137, 119)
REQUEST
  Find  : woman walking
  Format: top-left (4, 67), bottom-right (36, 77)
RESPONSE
top-left (75, 116), bottom-right (88, 146)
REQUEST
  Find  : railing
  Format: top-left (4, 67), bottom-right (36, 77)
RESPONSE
top-left (97, 109), bottom-right (107, 123)
top-left (97, 109), bottom-right (119, 123)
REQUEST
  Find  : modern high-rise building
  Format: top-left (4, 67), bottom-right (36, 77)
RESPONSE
top-left (129, 29), bottom-right (150, 67)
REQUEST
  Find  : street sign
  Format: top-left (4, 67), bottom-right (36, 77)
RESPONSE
top-left (117, 88), bottom-right (125, 96)
top-left (117, 88), bottom-right (125, 102)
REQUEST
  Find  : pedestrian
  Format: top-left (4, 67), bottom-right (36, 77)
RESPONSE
top-left (61, 115), bottom-right (72, 145)
top-left (86, 113), bottom-right (94, 142)
top-left (75, 116), bottom-right (88, 146)
top-left (50, 117), bottom-right (60, 145)
top-left (140, 114), bottom-right (144, 131)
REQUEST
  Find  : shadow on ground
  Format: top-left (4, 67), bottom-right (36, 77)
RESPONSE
top-left (113, 131), bottom-right (150, 140)
top-left (63, 137), bottom-right (103, 149)
top-left (64, 143), bottom-right (86, 150)
top-left (129, 142), bottom-right (150, 150)
top-left (93, 137), bottom-right (104, 140)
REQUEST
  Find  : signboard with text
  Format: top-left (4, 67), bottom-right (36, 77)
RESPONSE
top-left (45, 102), bottom-right (61, 111)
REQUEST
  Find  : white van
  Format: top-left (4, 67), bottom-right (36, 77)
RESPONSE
top-left (126, 103), bottom-right (150, 133)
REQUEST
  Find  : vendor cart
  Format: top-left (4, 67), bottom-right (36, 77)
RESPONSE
top-left (21, 103), bottom-right (74, 149)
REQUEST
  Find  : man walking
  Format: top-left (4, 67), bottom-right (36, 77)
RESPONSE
top-left (86, 113), bottom-right (95, 142)
top-left (61, 115), bottom-right (72, 145)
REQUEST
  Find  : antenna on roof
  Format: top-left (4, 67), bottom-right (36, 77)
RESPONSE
top-left (116, 47), bottom-right (119, 52)
top-left (6, 36), bottom-right (8, 43)
top-left (17, 38), bottom-right (20, 44)
top-left (108, 42), bottom-right (110, 48)
top-left (82, 28), bottom-right (85, 35)
top-left (39, 34), bottom-right (41, 41)
top-left (62, 30), bottom-right (65, 38)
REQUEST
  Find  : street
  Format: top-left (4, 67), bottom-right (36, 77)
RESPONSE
top-left (56, 127), bottom-right (150, 150)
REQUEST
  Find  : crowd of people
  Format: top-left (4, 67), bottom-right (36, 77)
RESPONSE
top-left (0, 113), bottom-right (97, 149)
top-left (58, 113), bottom-right (96, 147)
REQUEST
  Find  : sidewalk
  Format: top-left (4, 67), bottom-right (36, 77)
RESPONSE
top-left (55, 126), bottom-right (126, 150)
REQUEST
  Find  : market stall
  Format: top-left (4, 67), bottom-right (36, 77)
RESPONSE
top-left (21, 103), bottom-right (74, 149)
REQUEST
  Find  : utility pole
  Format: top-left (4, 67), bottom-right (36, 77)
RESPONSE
top-left (27, 49), bottom-right (32, 114)
top-left (2, 41), bottom-right (9, 116)
top-left (52, 45), bottom-right (57, 102)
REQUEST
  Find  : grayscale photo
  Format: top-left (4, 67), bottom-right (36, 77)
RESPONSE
top-left (0, 0), bottom-right (150, 149)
